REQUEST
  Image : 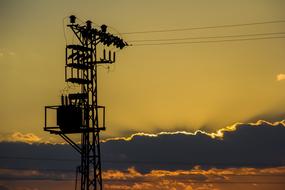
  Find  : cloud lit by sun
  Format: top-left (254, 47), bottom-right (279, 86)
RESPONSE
top-left (103, 120), bottom-right (285, 142)
top-left (276, 74), bottom-right (285, 81)
top-left (10, 132), bottom-right (41, 144)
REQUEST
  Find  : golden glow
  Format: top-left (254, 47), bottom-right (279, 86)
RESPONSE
top-left (2, 166), bottom-right (285, 190)
top-left (103, 120), bottom-right (285, 142)
top-left (103, 166), bottom-right (285, 179)
top-left (102, 166), bottom-right (285, 190)
top-left (1, 1), bottom-right (285, 190)
top-left (0, 0), bottom-right (285, 142)
top-left (0, 120), bottom-right (283, 144)
top-left (10, 132), bottom-right (41, 144)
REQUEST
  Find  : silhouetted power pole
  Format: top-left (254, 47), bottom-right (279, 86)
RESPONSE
top-left (44, 15), bottom-right (127, 190)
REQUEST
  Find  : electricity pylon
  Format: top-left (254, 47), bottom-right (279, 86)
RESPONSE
top-left (44, 15), bottom-right (127, 190)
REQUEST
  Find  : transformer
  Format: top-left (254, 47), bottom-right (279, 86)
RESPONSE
top-left (57, 105), bottom-right (82, 133)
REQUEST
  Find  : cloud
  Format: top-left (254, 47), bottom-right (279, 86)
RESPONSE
top-left (0, 185), bottom-right (10, 190)
top-left (103, 120), bottom-right (285, 142)
top-left (0, 168), bottom-right (76, 184)
top-left (8, 52), bottom-right (15, 56)
top-left (1, 132), bottom-right (42, 144)
top-left (0, 49), bottom-right (16, 58)
top-left (0, 120), bottom-right (285, 172)
top-left (101, 120), bottom-right (285, 171)
top-left (276, 74), bottom-right (285, 81)
top-left (0, 142), bottom-right (78, 171)
top-left (1, 121), bottom-right (285, 190)
top-left (103, 166), bottom-right (285, 190)
top-left (11, 132), bottom-right (41, 143)
top-left (1, 166), bottom-right (285, 190)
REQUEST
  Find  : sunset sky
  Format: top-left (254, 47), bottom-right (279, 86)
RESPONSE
top-left (0, 0), bottom-right (285, 139)
top-left (1, 0), bottom-right (285, 190)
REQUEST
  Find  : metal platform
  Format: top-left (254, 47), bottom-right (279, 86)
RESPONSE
top-left (66, 63), bottom-right (91, 70)
top-left (66, 78), bottom-right (91, 84)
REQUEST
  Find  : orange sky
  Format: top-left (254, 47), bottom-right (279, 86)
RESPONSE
top-left (1, 0), bottom-right (285, 140)
top-left (1, 2), bottom-right (285, 190)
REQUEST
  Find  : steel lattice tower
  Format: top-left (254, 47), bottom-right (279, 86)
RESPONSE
top-left (44, 15), bottom-right (127, 190)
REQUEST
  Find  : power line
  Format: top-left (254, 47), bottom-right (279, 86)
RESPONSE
top-left (0, 156), bottom-right (79, 162)
top-left (0, 166), bottom-right (75, 172)
top-left (130, 36), bottom-right (285, 46)
top-left (0, 156), bottom-right (284, 167)
top-left (129, 31), bottom-right (285, 42)
top-left (122, 19), bottom-right (285, 35)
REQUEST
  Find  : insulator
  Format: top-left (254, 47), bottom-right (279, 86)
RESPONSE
top-left (86, 20), bottom-right (92, 30)
top-left (91, 28), bottom-right (98, 35)
top-left (106, 39), bottom-right (112, 46)
top-left (69, 15), bottom-right (76, 24)
top-left (101, 24), bottom-right (107, 33)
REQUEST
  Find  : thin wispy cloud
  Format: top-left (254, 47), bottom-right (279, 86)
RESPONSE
top-left (8, 52), bottom-right (15, 56)
top-left (11, 132), bottom-right (41, 143)
top-left (0, 132), bottom-right (42, 144)
top-left (0, 49), bottom-right (16, 64)
top-left (0, 49), bottom-right (16, 57)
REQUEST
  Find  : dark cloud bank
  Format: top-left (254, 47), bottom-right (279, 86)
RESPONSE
top-left (1, 121), bottom-right (285, 173)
